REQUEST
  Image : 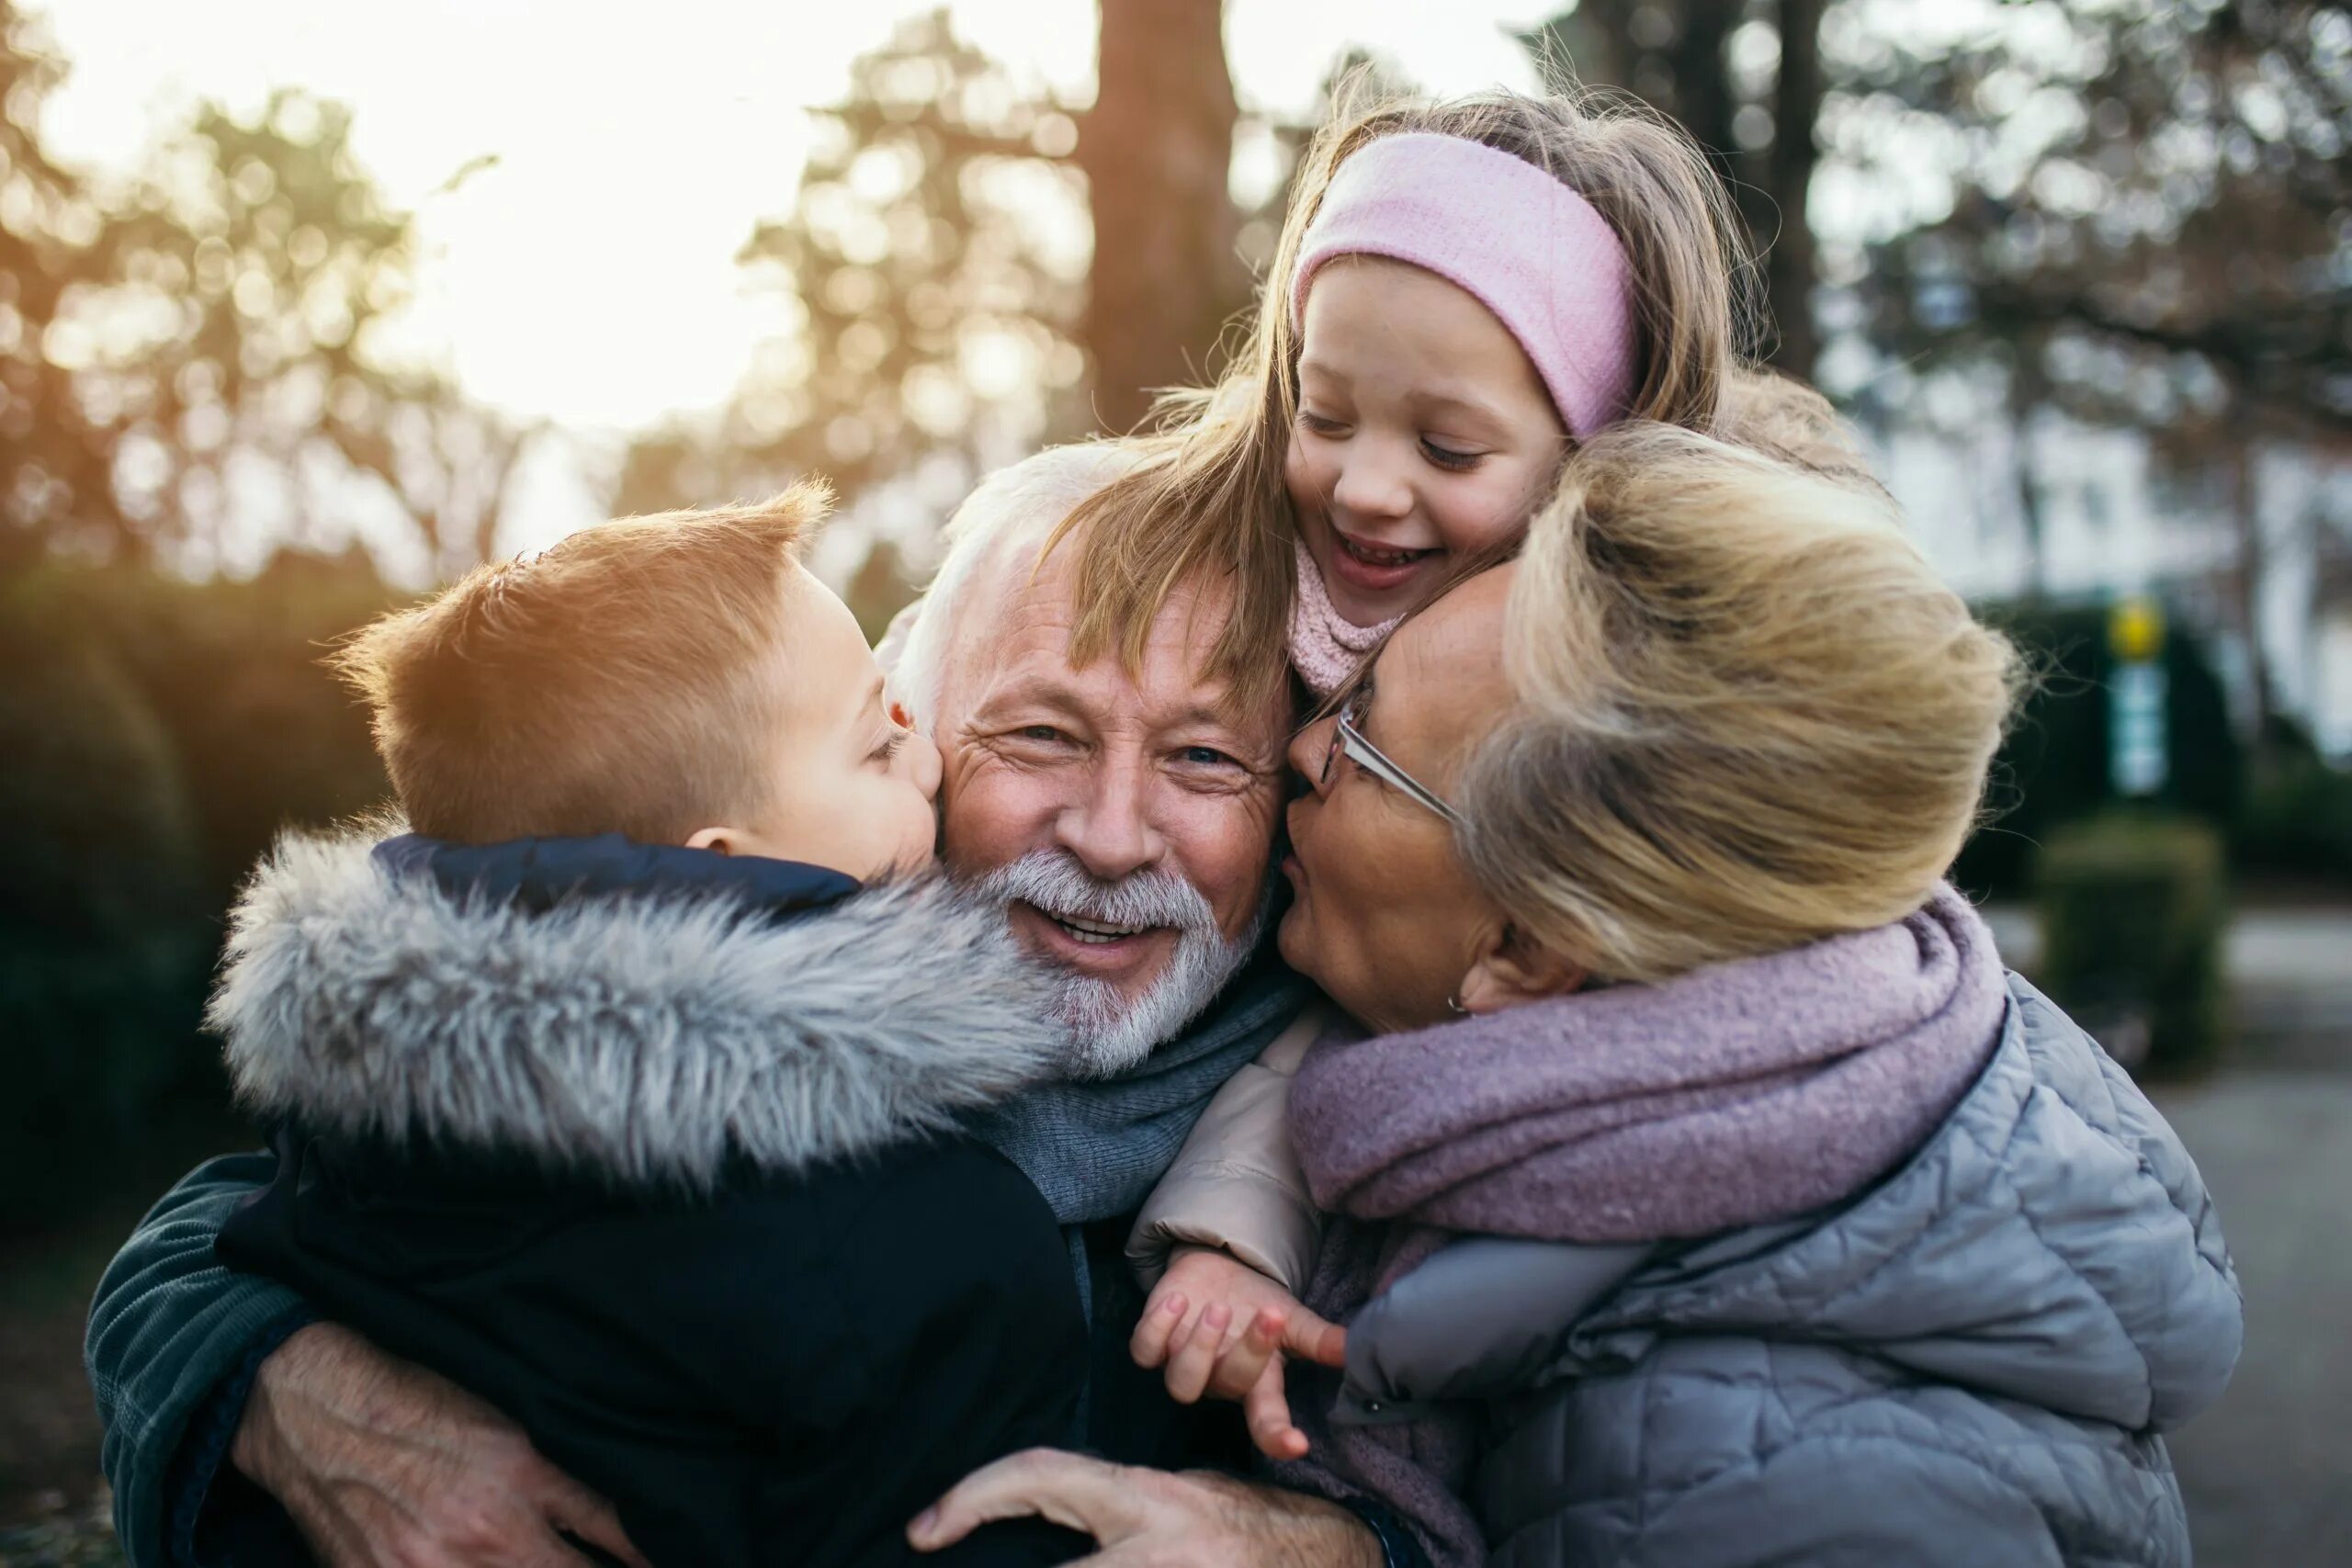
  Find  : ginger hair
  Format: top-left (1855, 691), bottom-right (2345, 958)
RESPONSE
top-left (1050, 74), bottom-right (1760, 716)
top-left (330, 487), bottom-right (827, 845)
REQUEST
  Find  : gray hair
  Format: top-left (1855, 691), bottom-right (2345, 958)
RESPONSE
top-left (880, 442), bottom-right (1146, 735)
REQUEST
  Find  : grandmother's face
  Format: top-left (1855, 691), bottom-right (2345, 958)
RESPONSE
top-left (1279, 566), bottom-right (1524, 1034)
top-left (933, 539), bottom-right (1290, 1075)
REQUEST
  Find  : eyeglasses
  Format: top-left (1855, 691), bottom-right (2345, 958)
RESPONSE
top-left (1320, 680), bottom-right (1462, 825)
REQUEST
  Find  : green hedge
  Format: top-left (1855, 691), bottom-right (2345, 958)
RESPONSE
top-left (1954, 601), bottom-right (2242, 899)
top-left (0, 558), bottom-right (399, 1230)
top-left (2233, 732), bottom-right (2352, 884)
top-left (2035, 810), bottom-right (2229, 1074)
top-left (0, 593), bottom-right (210, 1211)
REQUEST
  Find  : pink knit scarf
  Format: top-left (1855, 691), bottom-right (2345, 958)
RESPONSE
top-left (1288, 543), bottom-right (1399, 699)
top-left (1273, 886), bottom-right (2009, 1565)
top-left (1291, 885), bottom-right (2007, 1242)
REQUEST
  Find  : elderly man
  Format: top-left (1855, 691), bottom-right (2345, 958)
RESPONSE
top-left (84, 445), bottom-right (1394, 1568)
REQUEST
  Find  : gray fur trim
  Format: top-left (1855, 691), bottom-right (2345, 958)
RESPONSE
top-left (209, 828), bottom-right (1070, 1187)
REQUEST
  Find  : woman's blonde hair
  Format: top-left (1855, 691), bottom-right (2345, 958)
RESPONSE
top-left (1456, 424), bottom-right (2025, 984)
top-left (1052, 75), bottom-right (1758, 716)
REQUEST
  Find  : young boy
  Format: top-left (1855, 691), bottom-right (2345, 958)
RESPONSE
top-left (209, 490), bottom-right (1088, 1567)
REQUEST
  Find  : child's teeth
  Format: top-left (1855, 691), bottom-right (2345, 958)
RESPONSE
top-left (1345, 537), bottom-right (1423, 566)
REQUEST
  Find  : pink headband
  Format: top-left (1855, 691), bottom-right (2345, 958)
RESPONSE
top-left (1290, 132), bottom-right (1637, 439)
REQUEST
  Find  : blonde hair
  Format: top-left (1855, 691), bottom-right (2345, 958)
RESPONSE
top-left (1053, 75), bottom-right (1758, 716)
top-left (1456, 425), bottom-right (2023, 984)
top-left (332, 488), bottom-right (825, 845)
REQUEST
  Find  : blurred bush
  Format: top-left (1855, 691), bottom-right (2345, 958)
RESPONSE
top-left (2035, 810), bottom-right (2229, 1076)
top-left (0, 558), bottom-right (397, 1233)
top-left (1956, 601), bottom-right (2242, 898)
top-left (0, 578), bottom-right (207, 1218)
top-left (2233, 724), bottom-right (2352, 886)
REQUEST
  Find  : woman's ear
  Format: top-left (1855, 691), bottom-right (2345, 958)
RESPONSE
top-left (1455, 919), bottom-right (1586, 1014)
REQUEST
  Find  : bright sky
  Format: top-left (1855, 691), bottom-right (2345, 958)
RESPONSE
top-left (41, 0), bottom-right (1553, 434)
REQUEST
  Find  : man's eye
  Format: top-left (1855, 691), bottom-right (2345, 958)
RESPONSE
top-left (1420, 438), bottom-right (1483, 471)
top-left (1178, 745), bottom-right (1238, 768)
top-left (1014, 726), bottom-right (1067, 745)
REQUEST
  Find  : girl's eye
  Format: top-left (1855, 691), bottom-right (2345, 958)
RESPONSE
top-left (1297, 410), bottom-right (1348, 437)
top-left (1420, 438), bottom-right (1483, 471)
top-left (1178, 745), bottom-right (1238, 768)
top-left (868, 732), bottom-right (907, 766)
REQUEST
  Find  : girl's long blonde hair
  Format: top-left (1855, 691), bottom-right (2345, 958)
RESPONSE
top-left (1051, 74), bottom-right (1760, 714)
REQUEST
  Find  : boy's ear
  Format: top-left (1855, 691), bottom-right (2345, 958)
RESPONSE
top-left (684, 827), bottom-right (744, 856)
top-left (1455, 919), bottom-right (1586, 1015)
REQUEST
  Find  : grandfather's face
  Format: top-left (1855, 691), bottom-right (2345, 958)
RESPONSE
top-left (933, 541), bottom-right (1290, 1077)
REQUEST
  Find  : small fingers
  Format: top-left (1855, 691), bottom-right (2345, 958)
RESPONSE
top-left (1161, 1302), bottom-right (1232, 1404)
top-left (1128, 1292), bottom-right (1188, 1371)
top-left (1243, 1357), bottom-right (1309, 1462)
top-left (1282, 1304), bottom-right (1349, 1369)
top-left (1204, 1307), bottom-right (1283, 1402)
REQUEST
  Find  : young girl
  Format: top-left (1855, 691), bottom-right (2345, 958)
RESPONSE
top-left (1052, 77), bottom-right (1755, 709)
top-left (1101, 79), bottom-right (1866, 1459)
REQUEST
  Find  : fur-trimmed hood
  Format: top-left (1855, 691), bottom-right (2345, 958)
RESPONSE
top-left (209, 827), bottom-right (1073, 1188)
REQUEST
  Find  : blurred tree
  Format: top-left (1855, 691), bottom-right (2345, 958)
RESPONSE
top-left (1083, 0), bottom-right (1245, 431)
top-left (1518, 0), bottom-right (1824, 377)
top-left (4, 0), bottom-right (535, 582)
top-left (0, 3), bottom-right (124, 574)
top-left (1844, 0), bottom-right (2351, 723)
top-left (617, 3), bottom-right (1257, 618)
top-left (70, 89), bottom-right (536, 578)
top-left (615, 8), bottom-right (1092, 524)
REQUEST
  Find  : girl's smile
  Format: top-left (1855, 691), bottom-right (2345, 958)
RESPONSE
top-left (1325, 525), bottom-right (1441, 595)
top-left (1286, 256), bottom-right (1566, 627)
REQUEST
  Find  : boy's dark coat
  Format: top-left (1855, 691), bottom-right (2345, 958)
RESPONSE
top-left (209, 829), bottom-right (1090, 1568)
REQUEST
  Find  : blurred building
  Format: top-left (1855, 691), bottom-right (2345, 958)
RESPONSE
top-left (1878, 415), bottom-right (2352, 760)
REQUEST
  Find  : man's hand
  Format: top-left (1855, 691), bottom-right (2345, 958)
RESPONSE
top-left (908, 1449), bottom-right (1385, 1567)
top-left (231, 1322), bottom-right (649, 1568)
top-left (1131, 1247), bottom-right (1347, 1461)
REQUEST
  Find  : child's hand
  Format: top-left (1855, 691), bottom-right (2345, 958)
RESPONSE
top-left (1129, 1246), bottom-right (1347, 1462)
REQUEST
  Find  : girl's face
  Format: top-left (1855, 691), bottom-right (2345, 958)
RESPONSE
top-left (1285, 257), bottom-right (1567, 627)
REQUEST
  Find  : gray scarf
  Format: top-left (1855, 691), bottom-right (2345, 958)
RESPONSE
top-left (973, 949), bottom-right (1309, 1229)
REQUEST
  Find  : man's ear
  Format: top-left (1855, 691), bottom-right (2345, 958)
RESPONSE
top-left (1455, 919), bottom-right (1586, 1015)
top-left (684, 827), bottom-right (745, 856)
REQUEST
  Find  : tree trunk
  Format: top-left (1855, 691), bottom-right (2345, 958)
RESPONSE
top-left (1668, 4), bottom-right (1740, 196)
top-left (1765, 0), bottom-right (1823, 378)
top-left (1080, 0), bottom-right (1242, 433)
top-left (2227, 394), bottom-right (2277, 737)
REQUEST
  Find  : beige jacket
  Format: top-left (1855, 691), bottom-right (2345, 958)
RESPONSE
top-left (1125, 1005), bottom-right (1329, 1293)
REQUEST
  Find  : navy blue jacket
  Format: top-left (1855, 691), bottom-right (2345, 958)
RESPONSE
top-left (205, 831), bottom-right (1090, 1568)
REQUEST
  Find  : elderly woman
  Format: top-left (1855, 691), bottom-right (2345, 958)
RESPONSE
top-left (915, 425), bottom-right (2243, 1568)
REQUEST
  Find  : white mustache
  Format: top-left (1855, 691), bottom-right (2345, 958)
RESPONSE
top-left (969, 849), bottom-right (1217, 938)
top-left (965, 847), bottom-right (1255, 1079)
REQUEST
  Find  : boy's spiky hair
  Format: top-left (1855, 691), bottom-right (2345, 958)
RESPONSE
top-left (331, 485), bottom-right (829, 846)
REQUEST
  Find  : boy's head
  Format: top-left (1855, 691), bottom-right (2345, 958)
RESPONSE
top-left (333, 486), bottom-right (942, 881)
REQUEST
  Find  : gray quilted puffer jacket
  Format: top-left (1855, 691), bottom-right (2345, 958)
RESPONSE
top-left (1336, 976), bottom-right (2243, 1567)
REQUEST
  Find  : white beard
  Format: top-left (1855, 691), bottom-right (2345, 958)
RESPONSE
top-left (967, 848), bottom-right (1268, 1078)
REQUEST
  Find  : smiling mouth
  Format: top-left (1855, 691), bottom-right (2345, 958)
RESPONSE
top-left (1334, 531), bottom-right (1439, 570)
top-left (1027, 905), bottom-right (1158, 946)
